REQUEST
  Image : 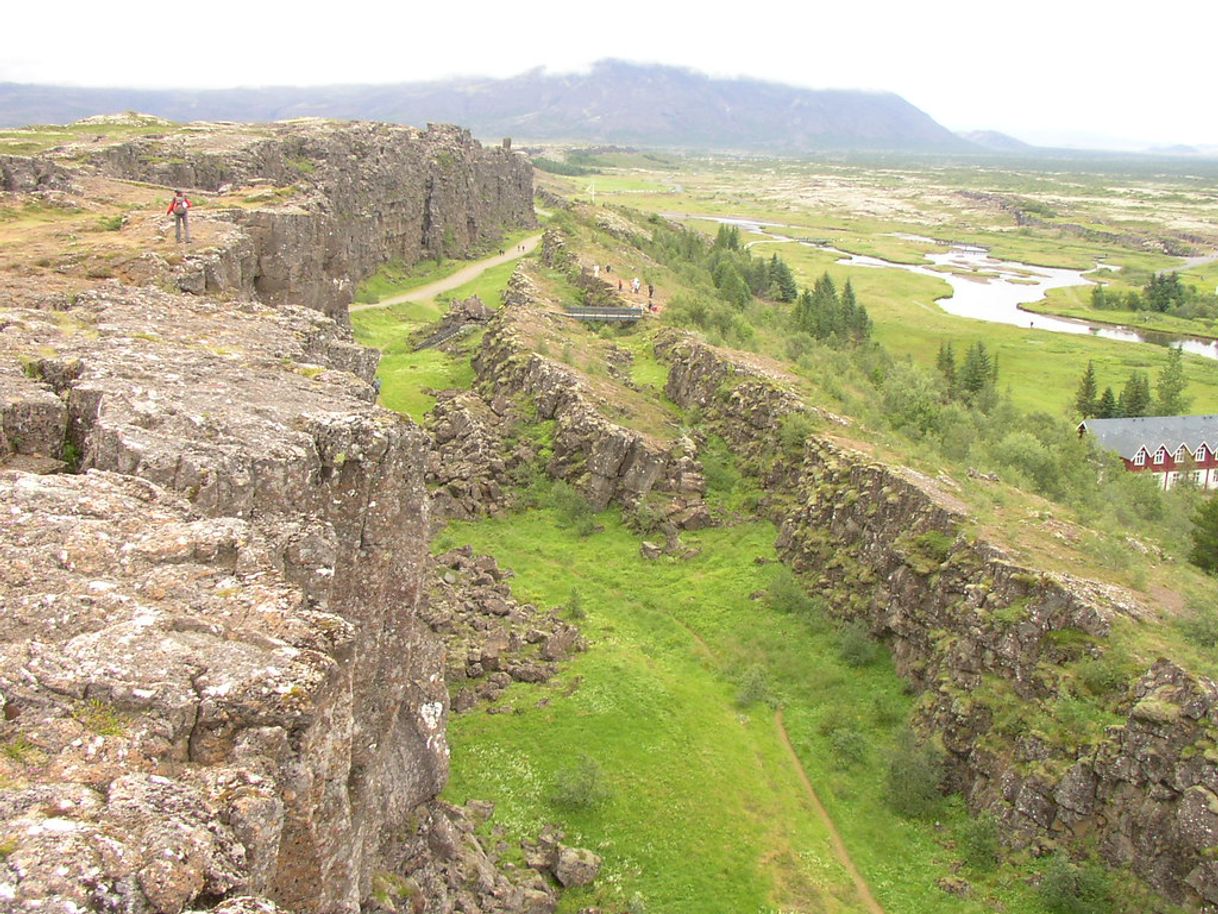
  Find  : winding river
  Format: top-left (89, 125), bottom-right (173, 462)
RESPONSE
top-left (692, 216), bottom-right (1218, 361)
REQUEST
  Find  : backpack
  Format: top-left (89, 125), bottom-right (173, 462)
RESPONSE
top-left (173, 198), bottom-right (188, 215)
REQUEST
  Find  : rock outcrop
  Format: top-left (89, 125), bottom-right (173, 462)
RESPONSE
top-left (0, 117), bottom-right (539, 914)
top-left (469, 268), bottom-right (706, 523)
top-left (33, 120), bottom-right (536, 323)
top-left (656, 329), bottom-right (1218, 909)
top-left (426, 548), bottom-right (585, 713)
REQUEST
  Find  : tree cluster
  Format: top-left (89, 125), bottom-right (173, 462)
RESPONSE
top-left (791, 272), bottom-right (872, 344)
top-left (935, 340), bottom-right (999, 405)
top-left (709, 225), bottom-right (799, 308)
top-left (1073, 346), bottom-right (1191, 419)
top-left (1091, 271), bottom-right (1218, 321)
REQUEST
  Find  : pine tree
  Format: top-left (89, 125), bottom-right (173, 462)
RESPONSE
top-left (1090, 284), bottom-right (1109, 310)
top-left (1096, 386), bottom-right (1118, 418)
top-left (1155, 345), bottom-right (1191, 416)
top-left (793, 289), bottom-right (814, 334)
top-left (1074, 361), bottom-right (1099, 417)
top-left (1190, 495), bottom-right (1218, 573)
top-left (1118, 371), bottom-right (1152, 418)
top-left (714, 223), bottom-right (741, 251)
top-left (959, 341), bottom-right (994, 398)
top-left (768, 255), bottom-right (798, 302)
top-left (936, 341), bottom-right (957, 394)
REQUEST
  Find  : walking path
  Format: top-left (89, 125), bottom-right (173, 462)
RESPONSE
top-left (671, 611), bottom-right (885, 914)
top-left (775, 708), bottom-right (886, 914)
top-left (349, 232), bottom-right (543, 313)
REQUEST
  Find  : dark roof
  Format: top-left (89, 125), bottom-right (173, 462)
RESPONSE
top-left (1078, 415), bottom-right (1218, 459)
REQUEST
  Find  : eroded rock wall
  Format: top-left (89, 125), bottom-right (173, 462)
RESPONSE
top-left (469, 269), bottom-right (706, 521)
top-left (89, 121), bottom-right (535, 321)
top-left (657, 329), bottom-right (1218, 909)
top-left (0, 284), bottom-right (444, 913)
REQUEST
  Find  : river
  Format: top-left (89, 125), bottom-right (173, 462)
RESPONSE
top-left (682, 214), bottom-right (1218, 361)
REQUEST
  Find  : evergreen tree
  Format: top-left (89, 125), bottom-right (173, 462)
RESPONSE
top-left (793, 288), bottom-right (814, 333)
top-left (768, 255), bottom-right (798, 302)
top-left (1155, 345), bottom-right (1191, 415)
top-left (1118, 371), bottom-right (1152, 417)
top-left (1074, 361), bottom-right (1099, 417)
top-left (1144, 271), bottom-right (1186, 313)
top-left (714, 223), bottom-right (741, 251)
top-left (1090, 284), bottom-right (1109, 310)
top-left (936, 341), bottom-right (957, 394)
top-left (959, 341), bottom-right (995, 398)
top-left (1190, 496), bottom-right (1218, 574)
top-left (1096, 387), bottom-right (1118, 418)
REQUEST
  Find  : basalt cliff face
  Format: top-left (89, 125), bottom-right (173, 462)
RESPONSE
top-left (18, 118), bottom-right (535, 323)
top-left (0, 121), bottom-right (537, 913)
top-left (656, 330), bottom-right (1218, 909)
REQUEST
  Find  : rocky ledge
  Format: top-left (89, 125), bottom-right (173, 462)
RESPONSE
top-left (0, 283), bottom-right (446, 913)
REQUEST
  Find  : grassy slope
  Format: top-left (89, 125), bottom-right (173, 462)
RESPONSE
top-left (437, 510), bottom-right (1052, 914)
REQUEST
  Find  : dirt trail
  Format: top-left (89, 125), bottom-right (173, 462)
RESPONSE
top-left (775, 708), bottom-right (886, 914)
top-left (349, 232), bottom-right (542, 313)
top-left (672, 608), bottom-right (885, 914)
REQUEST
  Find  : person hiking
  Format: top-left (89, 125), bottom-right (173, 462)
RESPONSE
top-left (167, 190), bottom-right (192, 243)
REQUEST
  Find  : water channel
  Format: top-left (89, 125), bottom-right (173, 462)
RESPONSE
top-left (692, 215), bottom-right (1218, 361)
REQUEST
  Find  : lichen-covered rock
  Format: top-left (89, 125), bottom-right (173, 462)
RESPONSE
top-left (0, 284), bottom-right (440, 913)
top-left (553, 847), bottom-right (602, 888)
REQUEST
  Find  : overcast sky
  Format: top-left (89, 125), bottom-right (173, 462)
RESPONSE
top-left (4, 0), bottom-right (1215, 150)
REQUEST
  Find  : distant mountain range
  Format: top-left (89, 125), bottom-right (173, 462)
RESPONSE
top-left (0, 60), bottom-right (977, 154)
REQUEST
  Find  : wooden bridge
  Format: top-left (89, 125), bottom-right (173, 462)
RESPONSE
top-left (562, 306), bottom-right (646, 323)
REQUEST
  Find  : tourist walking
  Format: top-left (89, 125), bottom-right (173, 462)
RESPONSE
top-left (167, 190), bottom-right (192, 243)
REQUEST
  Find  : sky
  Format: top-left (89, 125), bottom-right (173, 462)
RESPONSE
top-left (4, 0), bottom-right (1216, 151)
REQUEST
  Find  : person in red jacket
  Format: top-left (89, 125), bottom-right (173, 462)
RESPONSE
top-left (167, 190), bottom-right (191, 243)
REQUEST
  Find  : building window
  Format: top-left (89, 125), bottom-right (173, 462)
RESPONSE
top-left (1177, 447), bottom-right (1189, 463)
top-left (1199, 445), bottom-right (1210, 463)
top-left (1133, 451), bottom-right (1146, 467)
top-left (1154, 448), bottom-right (1166, 465)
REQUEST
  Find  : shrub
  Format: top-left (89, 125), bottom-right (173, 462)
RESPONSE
top-left (829, 727), bottom-right (869, 769)
top-left (566, 588), bottom-right (587, 620)
top-left (549, 480), bottom-right (598, 537)
top-left (884, 728), bottom-right (945, 818)
top-left (767, 566), bottom-right (819, 619)
top-left (838, 622), bottom-right (880, 668)
top-left (1037, 853), bottom-right (1111, 914)
top-left (550, 754), bottom-right (612, 810)
top-left (958, 812), bottom-right (1000, 870)
top-left (777, 412), bottom-right (817, 457)
top-left (736, 664), bottom-right (771, 708)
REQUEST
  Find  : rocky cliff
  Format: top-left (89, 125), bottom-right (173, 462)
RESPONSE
top-left (24, 119), bottom-right (535, 323)
top-left (656, 329), bottom-right (1218, 909)
top-left (0, 120), bottom-right (540, 913)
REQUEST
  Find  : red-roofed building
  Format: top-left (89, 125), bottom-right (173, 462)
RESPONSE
top-left (1078, 415), bottom-right (1218, 490)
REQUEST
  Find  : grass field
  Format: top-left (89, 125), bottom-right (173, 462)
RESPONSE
top-left (438, 507), bottom-right (1063, 914)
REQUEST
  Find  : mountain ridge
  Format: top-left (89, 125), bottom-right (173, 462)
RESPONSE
top-left (0, 59), bottom-right (973, 153)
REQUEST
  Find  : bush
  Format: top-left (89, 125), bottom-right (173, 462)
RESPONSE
top-left (829, 727), bottom-right (869, 769)
top-left (884, 728), bottom-right (945, 818)
top-left (767, 566), bottom-right (821, 620)
top-left (1037, 853), bottom-right (1111, 914)
top-left (549, 480), bottom-right (598, 537)
top-left (550, 754), bottom-right (612, 810)
top-left (838, 622), bottom-right (880, 668)
top-left (736, 664), bottom-right (771, 708)
top-left (778, 412), bottom-right (817, 457)
top-left (958, 813), bottom-right (1000, 870)
top-left (566, 588), bottom-right (587, 620)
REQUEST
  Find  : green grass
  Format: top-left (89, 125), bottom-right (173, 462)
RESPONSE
top-left (351, 254), bottom-right (523, 422)
top-left (437, 506), bottom-right (1052, 914)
